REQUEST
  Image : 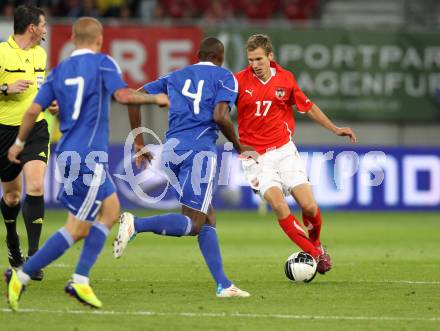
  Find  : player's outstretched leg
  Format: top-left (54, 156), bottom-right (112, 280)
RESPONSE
top-left (113, 211), bottom-right (192, 258)
top-left (113, 212), bottom-right (136, 258)
top-left (4, 225), bottom-right (75, 310)
top-left (4, 268), bottom-right (26, 311)
top-left (68, 222), bottom-right (110, 309)
top-left (303, 209), bottom-right (332, 274)
top-left (278, 214), bottom-right (331, 274)
top-left (291, 185), bottom-right (332, 274)
top-left (197, 225), bottom-right (250, 298)
top-left (216, 284), bottom-right (251, 298)
top-left (302, 207), bottom-right (323, 248)
top-left (67, 192), bottom-right (120, 309)
top-left (23, 227), bottom-right (75, 277)
top-left (25, 256), bottom-right (44, 281)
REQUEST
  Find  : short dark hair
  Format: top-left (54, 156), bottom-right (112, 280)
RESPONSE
top-left (198, 37), bottom-right (224, 61)
top-left (14, 4), bottom-right (45, 35)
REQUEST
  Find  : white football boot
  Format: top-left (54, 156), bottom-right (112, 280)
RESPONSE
top-left (216, 284), bottom-right (250, 298)
top-left (113, 212), bottom-right (136, 258)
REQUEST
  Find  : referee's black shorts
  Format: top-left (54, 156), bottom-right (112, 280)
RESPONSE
top-left (0, 120), bottom-right (49, 182)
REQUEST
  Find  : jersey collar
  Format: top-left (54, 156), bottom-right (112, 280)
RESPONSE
top-left (7, 35), bottom-right (40, 51)
top-left (251, 64), bottom-right (277, 85)
top-left (7, 35), bottom-right (20, 49)
top-left (71, 48), bottom-right (95, 57)
top-left (194, 61), bottom-right (215, 66)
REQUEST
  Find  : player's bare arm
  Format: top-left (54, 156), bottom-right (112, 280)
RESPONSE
top-left (213, 102), bottom-right (241, 151)
top-left (8, 102), bottom-right (43, 163)
top-left (124, 87), bottom-right (164, 169)
top-left (124, 87), bottom-right (170, 169)
top-left (306, 104), bottom-right (357, 143)
top-left (213, 102), bottom-right (255, 158)
top-left (114, 87), bottom-right (169, 107)
top-left (127, 87), bottom-right (146, 141)
top-left (127, 88), bottom-right (145, 164)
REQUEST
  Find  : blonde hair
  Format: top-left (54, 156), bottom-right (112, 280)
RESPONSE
top-left (72, 17), bottom-right (103, 45)
top-left (245, 34), bottom-right (273, 55)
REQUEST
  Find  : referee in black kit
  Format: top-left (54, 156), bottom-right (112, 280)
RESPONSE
top-left (0, 4), bottom-right (57, 280)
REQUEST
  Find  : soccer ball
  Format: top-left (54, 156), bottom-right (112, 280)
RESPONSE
top-left (284, 252), bottom-right (317, 283)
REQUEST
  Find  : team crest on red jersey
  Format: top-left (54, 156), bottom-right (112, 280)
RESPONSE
top-left (275, 87), bottom-right (286, 100)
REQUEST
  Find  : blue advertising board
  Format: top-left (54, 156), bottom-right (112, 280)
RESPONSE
top-left (42, 144), bottom-right (440, 211)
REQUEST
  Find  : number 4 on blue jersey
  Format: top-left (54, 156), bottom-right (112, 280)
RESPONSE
top-left (144, 62), bottom-right (238, 152)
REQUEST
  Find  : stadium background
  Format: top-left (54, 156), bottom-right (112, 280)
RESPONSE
top-left (1, 0), bottom-right (439, 212)
top-left (0, 2), bottom-right (439, 330)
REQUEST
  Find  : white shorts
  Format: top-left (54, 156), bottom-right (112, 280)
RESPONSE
top-left (241, 141), bottom-right (309, 196)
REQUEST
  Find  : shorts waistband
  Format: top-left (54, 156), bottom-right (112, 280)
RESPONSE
top-left (0, 123), bottom-right (19, 130)
top-left (0, 119), bottom-right (47, 131)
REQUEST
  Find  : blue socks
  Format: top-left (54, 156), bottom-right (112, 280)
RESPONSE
top-left (134, 213), bottom-right (192, 236)
top-left (75, 222), bottom-right (109, 277)
top-left (134, 214), bottom-right (231, 289)
top-left (23, 223), bottom-right (110, 280)
top-left (197, 225), bottom-right (231, 290)
top-left (23, 217), bottom-right (230, 292)
top-left (23, 227), bottom-right (74, 277)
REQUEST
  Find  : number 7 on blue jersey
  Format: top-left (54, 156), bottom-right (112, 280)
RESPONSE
top-left (65, 76), bottom-right (84, 120)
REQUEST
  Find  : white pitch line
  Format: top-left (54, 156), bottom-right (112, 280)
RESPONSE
top-left (95, 279), bottom-right (440, 285)
top-left (0, 266), bottom-right (437, 285)
top-left (328, 280), bottom-right (440, 285)
top-left (0, 308), bottom-right (439, 322)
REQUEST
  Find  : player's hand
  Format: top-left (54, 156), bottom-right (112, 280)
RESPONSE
top-left (8, 144), bottom-right (23, 164)
top-left (155, 93), bottom-right (170, 108)
top-left (238, 145), bottom-right (260, 162)
top-left (7, 80), bottom-right (34, 94)
top-left (134, 143), bottom-right (154, 170)
top-left (335, 127), bottom-right (357, 143)
top-left (48, 100), bottom-right (59, 115)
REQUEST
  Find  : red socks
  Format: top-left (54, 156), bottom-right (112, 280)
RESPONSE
top-left (278, 214), bottom-right (320, 258)
top-left (302, 208), bottom-right (322, 247)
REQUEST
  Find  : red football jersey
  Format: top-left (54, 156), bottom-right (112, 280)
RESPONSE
top-left (235, 61), bottom-right (313, 154)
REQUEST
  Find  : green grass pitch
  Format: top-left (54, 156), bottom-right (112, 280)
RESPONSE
top-left (1, 210), bottom-right (439, 330)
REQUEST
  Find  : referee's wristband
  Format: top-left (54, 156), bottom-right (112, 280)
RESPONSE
top-left (14, 138), bottom-right (25, 148)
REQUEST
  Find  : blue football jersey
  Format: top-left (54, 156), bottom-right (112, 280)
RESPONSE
top-left (144, 62), bottom-right (238, 151)
top-left (34, 49), bottom-right (127, 163)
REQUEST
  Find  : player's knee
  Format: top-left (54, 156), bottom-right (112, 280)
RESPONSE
top-left (190, 221), bottom-right (202, 235)
top-left (205, 216), bottom-right (216, 227)
top-left (3, 191), bottom-right (21, 207)
top-left (270, 200), bottom-right (289, 216)
top-left (69, 226), bottom-right (90, 241)
top-left (25, 178), bottom-right (44, 195)
top-left (108, 210), bottom-right (120, 227)
top-left (189, 216), bottom-right (209, 235)
top-left (302, 203), bottom-right (318, 217)
top-left (99, 207), bottom-right (120, 229)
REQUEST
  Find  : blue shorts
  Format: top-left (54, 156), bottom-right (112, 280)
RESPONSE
top-left (163, 149), bottom-right (217, 214)
top-left (57, 163), bottom-right (116, 222)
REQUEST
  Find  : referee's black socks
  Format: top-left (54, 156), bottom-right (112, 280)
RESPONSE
top-left (22, 194), bottom-right (45, 257)
top-left (1, 197), bottom-right (20, 246)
